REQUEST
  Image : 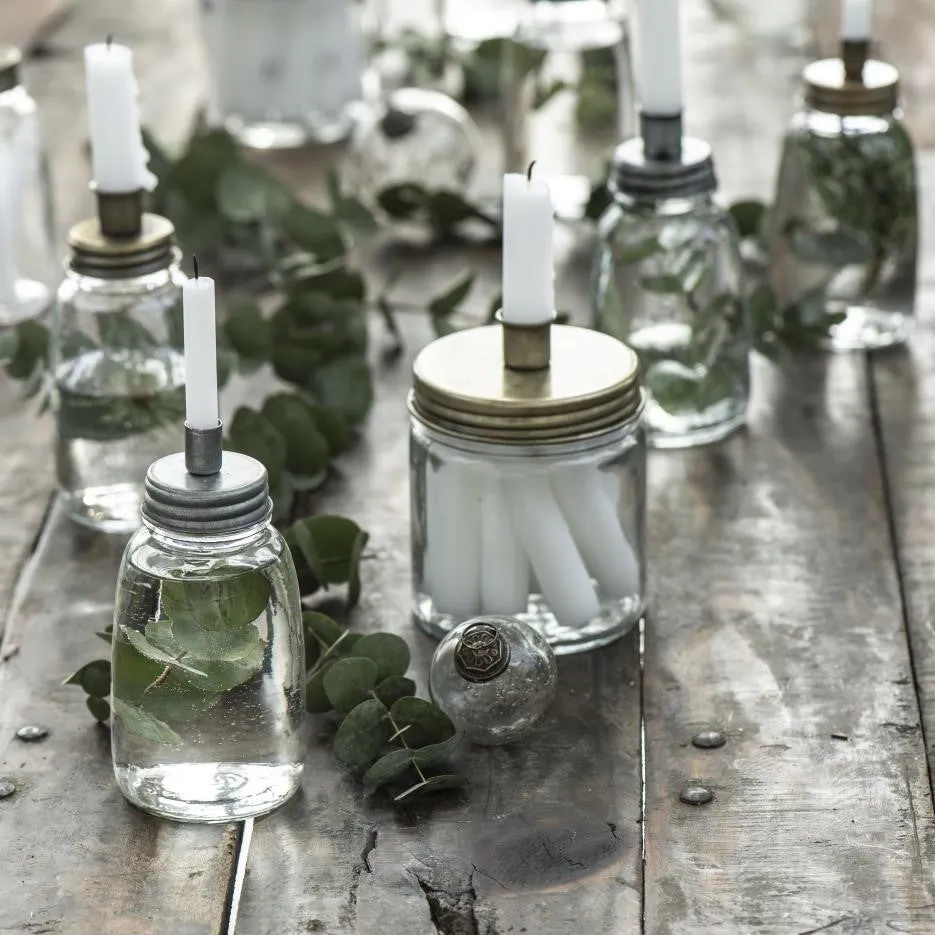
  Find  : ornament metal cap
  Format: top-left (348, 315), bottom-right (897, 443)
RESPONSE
top-left (454, 619), bottom-right (512, 683)
top-left (0, 46), bottom-right (22, 95)
top-left (803, 40), bottom-right (899, 117)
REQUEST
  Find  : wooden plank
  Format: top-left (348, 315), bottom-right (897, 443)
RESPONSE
top-left (0, 0), bottom-right (72, 52)
top-left (642, 352), bottom-right (935, 934)
top-left (870, 154), bottom-right (935, 796)
top-left (234, 312), bottom-right (643, 935)
top-left (0, 503), bottom-right (237, 935)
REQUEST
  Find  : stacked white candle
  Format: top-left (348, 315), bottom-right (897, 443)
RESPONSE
top-left (83, 39), bottom-right (156, 194)
top-left (182, 260), bottom-right (220, 432)
top-left (423, 170), bottom-right (640, 629)
top-left (842, 0), bottom-right (872, 41)
top-left (635, 0), bottom-right (682, 116)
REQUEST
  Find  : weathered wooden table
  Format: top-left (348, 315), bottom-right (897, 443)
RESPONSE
top-left (3, 2), bottom-right (935, 933)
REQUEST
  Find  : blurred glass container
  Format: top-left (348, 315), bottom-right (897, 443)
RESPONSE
top-left (199, 0), bottom-right (367, 149)
top-left (0, 46), bottom-right (56, 326)
top-left (503, 0), bottom-right (636, 218)
top-left (444, 0), bottom-right (527, 42)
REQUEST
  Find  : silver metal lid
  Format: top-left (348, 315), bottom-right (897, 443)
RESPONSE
top-left (0, 47), bottom-right (22, 95)
top-left (141, 450), bottom-right (272, 536)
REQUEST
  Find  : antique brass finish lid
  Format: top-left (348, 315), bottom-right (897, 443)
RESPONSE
top-left (68, 213), bottom-right (176, 279)
top-left (410, 322), bottom-right (642, 444)
top-left (804, 57), bottom-right (899, 117)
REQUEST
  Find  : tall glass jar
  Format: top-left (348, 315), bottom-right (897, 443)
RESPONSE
top-left (112, 450), bottom-right (306, 822)
top-left (768, 57), bottom-right (917, 351)
top-left (0, 45), bottom-right (56, 326)
top-left (502, 0), bottom-right (636, 218)
top-left (409, 321), bottom-right (646, 655)
top-left (592, 142), bottom-right (750, 448)
top-left (199, 0), bottom-right (368, 149)
top-left (51, 215), bottom-right (186, 532)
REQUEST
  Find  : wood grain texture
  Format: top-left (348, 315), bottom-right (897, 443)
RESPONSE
top-left (235, 312), bottom-right (643, 935)
top-left (642, 352), bottom-right (935, 934)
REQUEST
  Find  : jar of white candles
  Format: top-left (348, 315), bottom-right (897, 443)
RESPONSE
top-left (408, 316), bottom-right (645, 655)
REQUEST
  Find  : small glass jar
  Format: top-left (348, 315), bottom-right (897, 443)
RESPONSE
top-left (0, 45), bottom-right (56, 326)
top-left (112, 450), bottom-right (306, 823)
top-left (592, 138), bottom-right (750, 449)
top-left (502, 0), bottom-right (636, 218)
top-left (51, 213), bottom-right (186, 532)
top-left (199, 0), bottom-right (368, 149)
top-left (768, 56), bottom-right (917, 351)
top-left (409, 321), bottom-right (646, 655)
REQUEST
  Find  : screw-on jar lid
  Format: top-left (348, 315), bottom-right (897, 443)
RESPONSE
top-left (68, 213), bottom-right (177, 279)
top-left (410, 323), bottom-right (642, 445)
top-left (142, 451), bottom-right (272, 536)
top-left (804, 58), bottom-right (899, 116)
top-left (610, 136), bottom-right (717, 202)
top-left (0, 47), bottom-right (22, 95)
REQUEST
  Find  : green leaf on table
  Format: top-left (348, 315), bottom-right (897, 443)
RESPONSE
top-left (86, 696), bottom-right (111, 722)
top-left (784, 220), bottom-right (873, 267)
top-left (167, 129), bottom-right (240, 212)
top-left (95, 625), bottom-right (113, 644)
top-left (282, 203), bottom-right (346, 262)
top-left (293, 265), bottom-right (367, 303)
top-left (309, 357), bottom-right (373, 425)
top-left (345, 527), bottom-right (368, 609)
top-left (411, 734), bottom-right (462, 769)
top-left (327, 168), bottom-right (379, 235)
top-left (227, 406), bottom-right (288, 486)
top-left (64, 659), bottom-right (111, 698)
top-left (333, 698), bottom-right (392, 771)
top-left (534, 77), bottom-right (569, 110)
top-left (261, 394), bottom-right (330, 480)
top-left (289, 515), bottom-right (369, 588)
top-left (389, 697), bottom-right (456, 747)
top-left (429, 272), bottom-right (474, 321)
top-left (6, 320), bottom-right (48, 381)
top-left (728, 199), bottom-right (767, 240)
top-left (225, 298), bottom-right (272, 363)
top-left (362, 747), bottom-right (413, 787)
top-left (377, 295), bottom-right (404, 357)
top-left (584, 179), bottom-right (613, 222)
top-left (216, 163), bottom-right (292, 224)
top-left (639, 274), bottom-right (684, 294)
top-left (123, 628), bottom-right (208, 677)
top-left (306, 660), bottom-right (337, 713)
top-left (303, 611), bottom-right (344, 652)
top-left (351, 633), bottom-right (411, 681)
top-left (377, 183), bottom-right (426, 220)
top-left (323, 656), bottom-right (379, 714)
top-left (394, 773), bottom-right (468, 802)
top-left (373, 675), bottom-right (416, 708)
top-left (307, 404), bottom-right (352, 456)
top-left (112, 698), bottom-right (183, 747)
top-left (426, 191), bottom-right (481, 232)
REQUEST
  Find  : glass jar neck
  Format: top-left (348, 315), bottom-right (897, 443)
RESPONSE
top-left (66, 251), bottom-right (183, 294)
top-left (144, 518), bottom-right (272, 554)
top-left (614, 191), bottom-right (714, 218)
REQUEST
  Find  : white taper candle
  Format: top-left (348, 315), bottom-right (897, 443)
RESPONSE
top-left (480, 478), bottom-right (530, 616)
top-left (182, 265), bottom-right (219, 431)
top-left (635, 0), bottom-right (682, 116)
top-left (842, 0), bottom-right (872, 40)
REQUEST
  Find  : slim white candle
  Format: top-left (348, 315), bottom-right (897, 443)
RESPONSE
top-left (552, 468), bottom-right (641, 600)
top-left (480, 478), bottom-right (530, 616)
top-left (501, 169), bottom-right (555, 326)
top-left (425, 462), bottom-right (482, 618)
top-left (84, 40), bottom-right (156, 194)
top-left (636, 0), bottom-right (682, 116)
top-left (182, 263), bottom-right (219, 431)
top-left (841, 0), bottom-right (872, 40)
top-left (505, 476), bottom-right (600, 629)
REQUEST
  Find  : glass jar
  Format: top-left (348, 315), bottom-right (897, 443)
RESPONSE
top-left (0, 46), bottom-right (56, 327)
top-left (199, 0), bottom-right (368, 149)
top-left (502, 0), bottom-right (636, 218)
top-left (111, 450), bottom-right (306, 823)
top-left (768, 58), bottom-right (917, 352)
top-left (592, 186), bottom-right (750, 449)
top-left (51, 230), bottom-right (186, 533)
top-left (409, 322), bottom-right (646, 655)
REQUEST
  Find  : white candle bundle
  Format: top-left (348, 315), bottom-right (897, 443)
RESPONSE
top-left (480, 478), bottom-right (530, 615)
top-left (842, 0), bottom-right (872, 40)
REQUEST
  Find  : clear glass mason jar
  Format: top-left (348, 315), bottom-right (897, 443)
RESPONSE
top-left (199, 0), bottom-right (368, 149)
top-left (768, 58), bottom-right (917, 352)
top-left (0, 46), bottom-right (56, 327)
top-left (592, 190), bottom-right (750, 448)
top-left (112, 452), bottom-right (306, 822)
top-left (51, 243), bottom-right (186, 533)
top-left (409, 322), bottom-right (646, 655)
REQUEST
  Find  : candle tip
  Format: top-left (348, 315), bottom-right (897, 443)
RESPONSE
top-left (193, 256), bottom-right (199, 280)
top-left (527, 161), bottom-right (536, 182)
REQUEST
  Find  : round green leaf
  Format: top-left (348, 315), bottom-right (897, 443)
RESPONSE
top-left (112, 699), bottom-right (183, 747)
top-left (373, 676), bottom-right (416, 708)
top-left (79, 659), bottom-right (111, 698)
top-left (262, 394), bottom-right (330, 479)
top-left (389, 697), bottom-right (456, 747)
top-left (86, 696), bottom-right (111, 722)
top-left (303, 611), bottom-right (343, 651)
top-left (333, 698), bottom-right (392, 772)
top-left (307, 660), bottom-right (337, 714)
top-left (289, 515), bottom-right (370, 585)
top-left (351, 633), bottom-right (411, 681)
top-left (394, 773), bottom-right (468, 802)
top-left (362, 748), bottom-right (412, 787)
top-left (227, 407), bottom-right (287, 486)
top-left (306, 404), bottom-right (352, 456)
top-left (411, 734), bottom-right (462, 769)
top-left (334, 632), bottom-right (362, 656)
top-left (6, 320), bottom-right (48, 381)
top-left (309, 357), bottom-right (374, 426)
top-left (225, 299), bottom-right (272, 362)
top-left (323, 657), bottom-right (379, 714)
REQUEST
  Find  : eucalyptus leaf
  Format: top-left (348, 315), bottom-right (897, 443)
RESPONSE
top-left (282, 203), bottom-right (346, 262)
top-left (6, 320), bottom-right (48, 381)
top-left (182, 642), bottom-right (265, 695)
top-left (225, 299), bottom-right (272, 363)
top-left (262, 393), bottom-right (331, 479)
top-left (86, 696), bottom-right (111, 722)
top-left (227, 407), bottom-right (288, 486)
top-left (352, 633), bottom-right (411, 681)
top-left (122, 629), bottom-right (208, 677)
top-left (362, 748), bottom-right (412, 787)
top-left (639, 274), bottom-right (684, 294)
top-left (333, 698), bottom-right (392, 771)
top-left (216, 163), bottom-right (292, 224)
top-left (169, 616), bottom-right (263, 662)
top-left (310, 357), bottom-right (373, 425)
top-left (426, 192), bottom-right (489, 232)
top-left (346, 526), bottom-right (368, 609)
top-left (410, 734), bottom-right (462, 769)
top-left (307, 404), bottom-right (352, 456)
top-left (784, 220), bottom-right (873, 268)
top-left (160, 572), bottom-right (271, 632)
top-left (394, 773), bottom-right (468, 802)
top-left (323, 656), bottom-right (379, 714)
top-left (0, 328), bottom-right (18, 362)
top-left (428, 272), bottom-right (474, 321)
top-left (728, 199), bottom-right (767, 240)
top-left (290, 515), bottom-right (369, 586)
top-left (616, 236), bottom-right (662, 264)
top-left (293, 265), bottom-right (366, 302)
top-left (306, 660), bottom-right (337, 713)
top-left (95, 626), bottom-right (113, 644)
top-left (373, 675), bottom-right (416, 708)
top-left (389, 697), bottom-right (456, 747)
top-left (112, 698), bottom-right (183, 747)
top-left (303, 611), bottom-right (344, 651)
top-left (64, 659), bottom-right (111, 698)
top-left (377, 183), bottom-right (426, 219)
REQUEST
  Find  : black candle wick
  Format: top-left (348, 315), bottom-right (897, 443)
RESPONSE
top-left (193, 255), bottom-right (199, 279)
top-left (106, 34), bottom-right (113, 49)
top-left (527, 160), bottom-right (536, 182)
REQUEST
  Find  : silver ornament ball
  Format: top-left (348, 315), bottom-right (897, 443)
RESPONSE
top-left (429, 616), bottom-right (558, 746)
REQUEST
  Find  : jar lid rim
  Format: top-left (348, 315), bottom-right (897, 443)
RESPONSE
top-left (803, 57), bottom-right (899, 116)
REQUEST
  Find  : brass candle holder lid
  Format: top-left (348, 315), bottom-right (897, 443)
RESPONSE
top-left (409, 317), bottom-right (642, 445)
top-left (0, 46), bottom-right (22, 94)
top-left (804, 40), bottom-right (899, 116)
top-left (68, 190), bottom-right (177, 279)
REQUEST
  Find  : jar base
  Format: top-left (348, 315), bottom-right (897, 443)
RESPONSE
top-left (644, 400), bottom-right (747, 450)
top-left (225, 113), bottom-right (354, 150)
top-left (0, 279), bottom-right (50, 326)
top-left (825, 305), bottom-right (913, 352)
top-left (61, 484), bottom-right (143, 534)
top-left (115, 761), bottom-right (303, 823)
top-left (413, 591), bottom-right (643, 655)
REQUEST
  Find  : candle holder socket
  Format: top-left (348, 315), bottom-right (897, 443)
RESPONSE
top-left (185, 421), bottom-right (224, 476)
top-left (497, 312), bottom-right (552, 372)
top-left (842, 38), bottom-right (870, 84)
top-left (803, 48), bottom-right (899, 117)
top-left (96, 189), bottom-right (144, 239)
top-left (610, 112), bottom-right (717, 203)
